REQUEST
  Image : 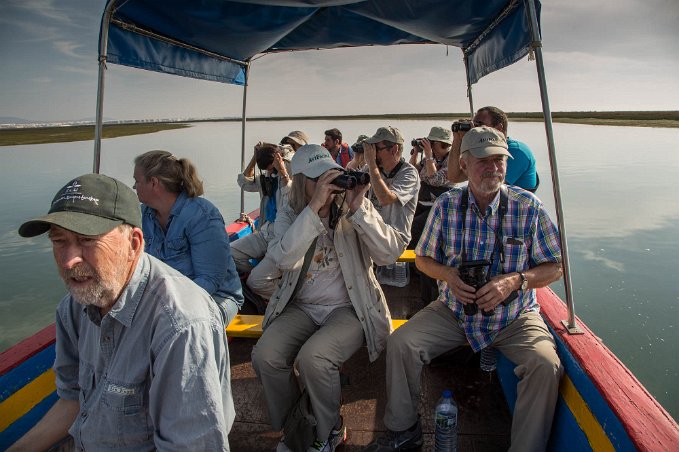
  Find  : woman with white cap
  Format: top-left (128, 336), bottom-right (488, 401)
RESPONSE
top-left (251, 144), bottom-right (403, 452)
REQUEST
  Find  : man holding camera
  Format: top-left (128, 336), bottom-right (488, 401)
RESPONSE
top-left (366, 127), bottom-right (563, 452)
top-left (448, 106), bottom-right (539, 192)
top-left (362, 126), bottom-right (420, 251)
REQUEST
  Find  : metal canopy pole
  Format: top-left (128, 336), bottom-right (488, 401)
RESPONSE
top-left (463, 55), bottom-right (475, 117)
top-left (93, 1), bottom-right (116, 174)
top-left (239, 63), bottom-right (250, 214)
top-left (525, 0), bottom-right (582, 334)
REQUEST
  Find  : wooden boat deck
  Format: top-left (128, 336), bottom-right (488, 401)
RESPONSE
top-left (229, 267), bottom-right (512, 450)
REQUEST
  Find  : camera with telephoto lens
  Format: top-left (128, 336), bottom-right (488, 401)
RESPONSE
top-left (451, 120), bottom-right (474, 133)
top-left (331, 170), bottom-right (370, 190)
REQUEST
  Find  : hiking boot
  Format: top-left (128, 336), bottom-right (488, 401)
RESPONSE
top-left (363, 418), bottom-right (423, 451)
top-left (307, 419), bottom-right (347, 452)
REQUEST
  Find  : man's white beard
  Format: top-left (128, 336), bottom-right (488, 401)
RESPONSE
top-left (477, 172), bottom-right (504, 195)
top-left (60, 260), bottom-right (126, 310)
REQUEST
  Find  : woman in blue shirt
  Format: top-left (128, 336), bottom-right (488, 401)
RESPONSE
top-left (133, 150), bottom-right (243, 324)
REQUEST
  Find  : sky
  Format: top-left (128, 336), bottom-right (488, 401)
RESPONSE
top-left (0, 0), bottom-right (678, 123)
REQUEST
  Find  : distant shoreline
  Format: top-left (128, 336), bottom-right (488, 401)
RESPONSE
top-left (1, 111), bottom-right (677, 146)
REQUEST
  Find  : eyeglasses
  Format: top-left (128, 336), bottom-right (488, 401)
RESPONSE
top-left (436, 142), bottom-right (452, 149)
top-left (375, 144), bottom-right (391, 152)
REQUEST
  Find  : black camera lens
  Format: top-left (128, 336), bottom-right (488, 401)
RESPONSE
top-left (331, 174), bottom-right (357, 190)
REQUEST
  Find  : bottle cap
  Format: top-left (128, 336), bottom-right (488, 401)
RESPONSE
top-left (443, 389), bottom-right (452, 398)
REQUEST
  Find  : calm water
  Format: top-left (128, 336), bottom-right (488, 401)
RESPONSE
top-left (1, 120), bottom-right (677, 419)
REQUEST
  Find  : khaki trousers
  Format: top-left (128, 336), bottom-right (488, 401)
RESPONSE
top-left (384, 300), bottom-right (562, 452)
top-left (252, 304), bottom-right (365, 440)
top-left (230, 222), bottom-right (280, 298)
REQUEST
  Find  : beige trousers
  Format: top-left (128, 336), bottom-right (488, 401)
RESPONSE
top-left (383, 300), bottom-right (562, 452)
top-left (230, 222), bottom-right (280, 298)
top-left (252, 304), bottom-right (364, 440)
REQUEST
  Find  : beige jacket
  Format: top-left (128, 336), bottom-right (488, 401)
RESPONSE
top-left (263, 197), bottom-right (403, 362)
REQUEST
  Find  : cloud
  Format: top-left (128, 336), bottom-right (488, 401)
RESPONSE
top-left (31, 77), bottom-right (52, 83)
top-left (53, 40), bottom-right (86, 59)
top-left (579, 250), bottom-right (625, 272)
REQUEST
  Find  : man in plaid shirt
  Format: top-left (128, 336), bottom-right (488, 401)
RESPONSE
top-left (366, 126), bottom-right (563, 452)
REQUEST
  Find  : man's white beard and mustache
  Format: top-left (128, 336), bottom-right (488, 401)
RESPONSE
top-left (478, 170), bottom-right (504, 195)
top-left (59, 259), bottom-right (126, 310)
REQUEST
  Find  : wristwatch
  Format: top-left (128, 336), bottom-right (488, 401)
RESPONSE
top-left (519, 271), bottom-right (528, 290)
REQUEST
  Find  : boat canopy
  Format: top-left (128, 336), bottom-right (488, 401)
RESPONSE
top-left (102, 0), bottom-right (540, 86)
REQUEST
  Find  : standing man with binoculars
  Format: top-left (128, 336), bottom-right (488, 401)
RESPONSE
top-left (365, 126), bottom-right (563, 452)
top-left (448, 106), bottom-right (539, 192)
top-left (362, 126), bottom-right (420, 251)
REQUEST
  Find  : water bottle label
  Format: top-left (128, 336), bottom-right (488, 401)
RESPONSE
top-left (435, 414), bottom-right (457, 429)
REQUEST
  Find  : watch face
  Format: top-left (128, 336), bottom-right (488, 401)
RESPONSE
top-left (520, 273), bottom-right (528, 290)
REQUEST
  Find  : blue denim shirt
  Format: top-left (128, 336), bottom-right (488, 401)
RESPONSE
top-left (54, 253), bottom-right (234, 450)
top-left (142, 191), bottom-right (243, 309)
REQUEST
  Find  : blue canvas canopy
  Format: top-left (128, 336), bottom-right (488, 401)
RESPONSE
top-left (101, 0), bottom-right (540, 86)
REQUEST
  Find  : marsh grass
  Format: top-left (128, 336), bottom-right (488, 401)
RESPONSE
top-left (0, 123), bottom-right (191, 146)
top-left (2, 111), bottom-right (677, 146)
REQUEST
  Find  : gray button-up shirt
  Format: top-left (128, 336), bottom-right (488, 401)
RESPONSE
top-left (54, 253), bottom-right (234, 451)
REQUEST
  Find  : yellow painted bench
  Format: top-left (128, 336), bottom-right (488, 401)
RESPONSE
top-left (397, 249), bottom-right (416, 263)
top-left (227, 315), bottom-right (408, 339)
top-left (227, 250), bottom-right (414, 338)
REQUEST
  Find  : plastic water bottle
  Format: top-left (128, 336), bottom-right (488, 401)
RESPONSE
top-left (376, 262), bottom-right (410, 287)
top-left (434, 389), bottom-right (458, 451)
top-left (479, 346), bottom-right (497, 372)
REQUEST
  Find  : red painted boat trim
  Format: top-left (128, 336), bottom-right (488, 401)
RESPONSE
top-left (0, 324), bottom-right (56, 376)
top-left (226, 209), bottom-right (259, 235)
top-left (537, 287), bottom-right (679, 450)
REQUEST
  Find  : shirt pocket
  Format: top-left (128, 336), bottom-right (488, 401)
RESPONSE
top-left (101, 378), bottom-right (152, 446)
top-left (503, 237), bottom-right (529, 272)
top-left (165, 237), bottom-right (191, 264)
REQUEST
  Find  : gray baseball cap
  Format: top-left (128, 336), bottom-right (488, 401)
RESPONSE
top-left (281, 130), bottom-right (309, 147)
top-left (364, 126), bottom-right (404, 145)
top-left (426, 126), bottom-right (453, 145)
top-left (19, 173), bottom-right (142, 237)
top-left (291, 144), bottom-right (343, 178)
top-left (460, 126), bottom-right (512, 159)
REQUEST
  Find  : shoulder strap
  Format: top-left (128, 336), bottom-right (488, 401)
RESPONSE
top-left (291, 237), bottom-right (318, 300)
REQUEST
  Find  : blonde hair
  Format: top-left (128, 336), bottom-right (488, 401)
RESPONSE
top-left (134, 150), bottom-right (204, 197)
top-left (289, 173), bottom-right (308, 215)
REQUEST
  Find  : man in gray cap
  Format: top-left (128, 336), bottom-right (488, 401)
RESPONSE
top-left (366, 126), bottom-right (563, 452)
top-left (11, 174), bottom-right (234, 451)
top-left (362, 126), bottom-right (420, 252)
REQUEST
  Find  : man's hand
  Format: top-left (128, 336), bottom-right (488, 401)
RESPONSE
top-left (442, 266), bottom-right (477, 304)
top-left (346, 182), bottom-right (371, 214)
top-left (363, 142), bottom-right (378, 170)
top-left (421, 138), bottom-right (434, 160)
top-left (475, 273), bottom-right (519, 313)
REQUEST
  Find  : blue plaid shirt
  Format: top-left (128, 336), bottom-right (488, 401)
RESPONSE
top-left (415, 185), bottom-right (561, 351)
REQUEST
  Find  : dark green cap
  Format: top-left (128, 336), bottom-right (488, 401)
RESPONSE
top-left (19, 173), bottom-right (142, 237)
